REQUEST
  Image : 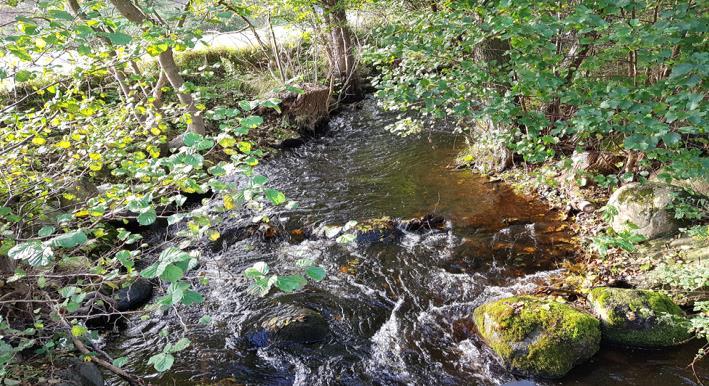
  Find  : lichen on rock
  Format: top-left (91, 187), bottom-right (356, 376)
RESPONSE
top-left (588, 287), bottom-right (693, 347)
top-left (607, 182), bottom-right (683, 240)
top-left (473, 296), bottom-right (600, 379)
top-left (246, 304), bottom-right (329, 347)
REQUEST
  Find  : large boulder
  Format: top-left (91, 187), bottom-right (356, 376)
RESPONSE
top-left (473, 296), bottom-right (600, 379)
top-left (588, 287), bottom-right (693, 347)
top-left (607, 182), bottom-right (682, 239)
top-left (246, 305), bottom-right (329, 347)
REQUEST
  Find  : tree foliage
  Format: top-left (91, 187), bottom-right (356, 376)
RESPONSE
top-left (366, 0), bottom-right (707, 180)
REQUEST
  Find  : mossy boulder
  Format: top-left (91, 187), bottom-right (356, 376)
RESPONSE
top-left (607, 182), bottom-right (682, 239)
top-left (473, 296), bottom-right (600, 379)
top-left (588, 287), bottom-right (693, 347)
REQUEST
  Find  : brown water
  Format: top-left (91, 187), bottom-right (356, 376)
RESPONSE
top-left (109, 98), bottom-right (707, 385)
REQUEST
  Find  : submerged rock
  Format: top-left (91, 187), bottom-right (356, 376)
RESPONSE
top-left (313, 214), bottom-right (448, 244)
top-left (607, 182), bottom-right (682, 239)
top-left (116, 278), bottom-right (153, 312)
top-left (400, 214), bottom-right (447, 232)
top-left (473, 296), bottom-right (600, 379)
top-left (587, 287), bottom-right (692, 347)
top-left (246, 305), bottom-right (329, 347)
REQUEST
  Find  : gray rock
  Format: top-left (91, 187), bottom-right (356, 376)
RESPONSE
top-left (56, 360), bottom-right (104, 386)
top-left (607, 182), bottom-right (682, 239)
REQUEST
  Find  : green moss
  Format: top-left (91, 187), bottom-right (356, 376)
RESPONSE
top-left (473, 296), bottom-right (600, 378)
top-left (588, 287), bottom-right (692, 347)
top-left (618, 184), bottom-right (656, 205)
top-left (454, 147), bottom-right (476, 167)
top-left (354, 216), bottom-right (394, 232)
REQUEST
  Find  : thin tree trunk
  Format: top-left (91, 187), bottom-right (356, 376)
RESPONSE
top-left (267, 12), bottom-right (286, 83)
top-left (322, 0), bottom-right (362, 103)
top-left (109, 0), bottom-right (205, 135)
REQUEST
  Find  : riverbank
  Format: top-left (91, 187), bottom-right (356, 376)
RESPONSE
top-left (456, 148), bottom-right (709, 380)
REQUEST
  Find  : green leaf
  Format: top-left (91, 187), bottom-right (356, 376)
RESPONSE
top-left (183, 132), bottom-right (203, 147)
top-left (15, 70), bottom-right (32, 82)
top-left (275, 275), bottom-right (307, 293)
top-left (170, 338), bottom-right (191, 353)
top-left (112, 356), bottom-right (129, 368)
top-left (147, 352), bottom-right (174, 372)
top-left (141, 263), bottom-right (160, 279)
top-left (138, 209), bottom-right (157, 226)
top-left (38, 226), bottom-right (56, 237)
top-left (198, 315), bottom-right (212, 325)
top-left (244, 261), bottom-right (269, 278)
top-left (159, 264), bottom-right (184, 282)
top-left (252, 175), bottom-right (268, 186)
top-left (336, 233), bottom-right (356, 244)
top-left (265, 189), bottom-right (286, 205)
top-left (115, 250), bottom-right (134, 269)
top-left (104, 32), bottom-right (132, 45)
top-left (181, 290), bottom-right (203, 305)
top-left (167, 214), bottom-right (185, 225)
top-left (8, 242), bottom-right (53, 267)
top-left (71, 325), bottom-right (88, 337)
top-left (305, 266), bottom-right (326, 282)
top-left (50, 230), bottom-right (87, 248)
top-left (240, 115), bottom-right (263, 129)
top-left (48, 10), bottom-right (74, 21)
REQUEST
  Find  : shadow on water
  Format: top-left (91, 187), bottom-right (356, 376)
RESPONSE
top-left (108, 98), bottom-right (707, 385)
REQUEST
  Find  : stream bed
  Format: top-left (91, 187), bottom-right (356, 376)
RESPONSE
top-left (110, 98), bottom-right (706, 385)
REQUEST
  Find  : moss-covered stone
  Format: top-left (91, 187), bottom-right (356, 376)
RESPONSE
top-left (588, 287), bottom-right (692, 347)
top-left (473, 296), bottom-right (600, 379)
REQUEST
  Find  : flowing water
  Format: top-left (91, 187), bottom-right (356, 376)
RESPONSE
top-left (110, 98), bottom-right (707, 385)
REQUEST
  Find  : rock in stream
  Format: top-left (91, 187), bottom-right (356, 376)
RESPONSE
top-left (473, 296), bottom-right (600, 379)
top-left (588, 287), bottom-right (693, 347)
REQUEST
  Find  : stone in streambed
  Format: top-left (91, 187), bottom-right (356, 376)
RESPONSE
top-left (473, 296), bottom-right (600, 379)
top-left (56, 360), bottom-right (104, 386)
top-left (313, 214), bottom-right (447, 244)
top-left (588, 287), bottom-right (692, 347)
top-left (116, 278), bottom-right (153, 311)
top-left (246, 305), bottom-right (329, 347)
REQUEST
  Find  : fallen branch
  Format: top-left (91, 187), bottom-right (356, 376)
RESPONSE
top-left (48, 295), bottom-right (144, 385)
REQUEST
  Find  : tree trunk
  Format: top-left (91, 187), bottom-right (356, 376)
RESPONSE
top-left (108, 0), bottom-right (205, 135)
top-left (156, 49), bottom-right (206, 134)
top-left (322, 0), bottom-right (362, 103)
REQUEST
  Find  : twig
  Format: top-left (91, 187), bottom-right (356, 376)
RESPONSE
top-left (47, 295), bottom-right (144, 385)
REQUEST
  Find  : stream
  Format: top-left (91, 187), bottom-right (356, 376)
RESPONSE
top-left (109, 98), bottom-right (706, 385)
